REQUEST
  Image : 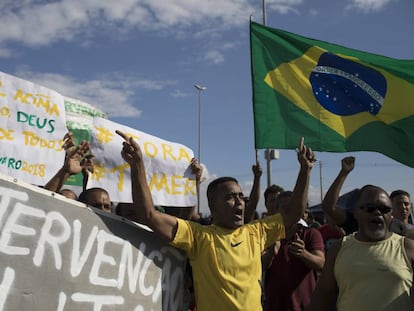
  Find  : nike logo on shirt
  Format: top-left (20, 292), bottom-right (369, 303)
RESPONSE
top-left (231, 241), bottom-right (243, 247)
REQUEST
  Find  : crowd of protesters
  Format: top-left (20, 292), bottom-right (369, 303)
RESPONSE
top-left (41, 133), bottom-right (414, 311)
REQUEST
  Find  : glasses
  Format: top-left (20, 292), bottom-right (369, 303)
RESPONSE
top-left (358, 203), bottom-right (392, 214)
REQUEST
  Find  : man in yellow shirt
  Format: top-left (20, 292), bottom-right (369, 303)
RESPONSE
top-left (117, 131), bottom-right (315, 311)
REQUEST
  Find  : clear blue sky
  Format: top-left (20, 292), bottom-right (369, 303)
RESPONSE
top-left (1, 0), bottom-right (413, 216)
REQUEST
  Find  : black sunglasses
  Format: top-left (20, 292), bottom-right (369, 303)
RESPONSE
top-left (358, 203), bottom-right (392, 214)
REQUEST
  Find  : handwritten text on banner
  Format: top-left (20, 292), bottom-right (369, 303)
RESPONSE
top-left (0, 72), bottom-right (67, 185)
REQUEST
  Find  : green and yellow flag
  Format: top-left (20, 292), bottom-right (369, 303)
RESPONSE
top-left (250, 21), bottom-right (414, 167)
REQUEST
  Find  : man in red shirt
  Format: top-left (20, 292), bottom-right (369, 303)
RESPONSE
top-left (263, 191), bottom-right (325, 311)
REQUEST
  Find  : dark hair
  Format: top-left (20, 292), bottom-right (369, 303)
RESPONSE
top-left (207, 177), bottom-right (238, 202)
top-left (59, 188), bottom-right (78, 200)
top-left (78, 187), bottom-right (109, 204)
top-left (353, 185), bottom-right (389, 207)
top-left (264, 184), bottom-right (285, 203)
top-left (390, 189), bottom-right (410, 199)
top-left (277, 190), bottom-right (293, 200)
top-left (274, 190), bottom-right (293, 210)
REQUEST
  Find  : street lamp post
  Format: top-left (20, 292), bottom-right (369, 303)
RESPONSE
top-left (319, 160), bottom-right (323, 203)
top-left (194, 84), bottom-right (207, 215)
top-left (265, 149), bottom-right (279, 187)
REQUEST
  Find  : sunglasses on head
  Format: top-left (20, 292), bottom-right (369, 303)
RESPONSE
top-left (358, 203), bottom-right (392, 214)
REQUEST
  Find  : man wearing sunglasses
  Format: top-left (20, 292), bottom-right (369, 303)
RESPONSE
top-left (310, 185), bottom-right (414, 311)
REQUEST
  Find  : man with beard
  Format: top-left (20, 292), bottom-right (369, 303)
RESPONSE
top-left (309, 185), bottom-right (414, 311)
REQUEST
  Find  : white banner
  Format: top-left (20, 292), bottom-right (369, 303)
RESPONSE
top-left (86, 115), bottom-right (197, 206)
top-left (0, 72), bottom-right (197, 207)
top-left (0, 72), bottom-right (67, 185)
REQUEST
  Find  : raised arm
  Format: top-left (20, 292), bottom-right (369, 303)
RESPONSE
top-left (117, 130), bottom-right (178, 242)
top-left (321, 157), bottom-right (355, 226)
top-left (189, 157), bottom-right (203, 217)
top-left (244, 161), bottom-right (263, 223)
top-left (44, 133), bottom-right (91, 193)
top-left (81, 154), bottom-right (95, 192)
top-left (283, 137), bottom-right (314, 231)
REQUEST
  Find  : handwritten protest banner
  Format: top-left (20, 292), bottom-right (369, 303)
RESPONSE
top-left (0, 72), bottom-right (197, 207)
top-left (0, 173), bottom-right (186, 311)
top-left (0, 72), bottom-right (67, 185)
top-left (88, 117), bottom-right (197, 206)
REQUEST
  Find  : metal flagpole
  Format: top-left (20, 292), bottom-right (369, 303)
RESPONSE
top-left (262, 0), bottom-right (273, 187)
top-left (194, 84), bottom-right (207, 214)
top-left (319, 160), bottom-right (323, 203)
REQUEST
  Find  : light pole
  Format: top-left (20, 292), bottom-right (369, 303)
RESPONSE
top-left (319, 160), bottom-right (323, 203)
top-left (194, 84), bottom-right (207, 163)
top-left (265, 149), bottom-right (279, 187)
top-left (194, 84), bottom-right (206, 215)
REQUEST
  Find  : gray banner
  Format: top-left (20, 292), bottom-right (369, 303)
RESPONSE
top-left (0, 175), bottom-right (185, 311)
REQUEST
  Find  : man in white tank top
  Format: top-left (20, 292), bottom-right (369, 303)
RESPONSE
top-left (309, 185), bottom-right (414, 311)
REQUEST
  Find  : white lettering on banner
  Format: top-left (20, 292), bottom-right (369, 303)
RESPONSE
top-left (89, 230), bottom-right (124, 287)
top-left (71, 220), bottom-right (99, 278)
top-left (117, 241), bottom-right (146, 293)
top-left (71, 293), bottom-right (124, 311)
top-left (56, 292), bottom-right (67, 311)
top-left (33, 211), bottom-right (71, 269)
top-left (0, 183), bottom-right (185, 310)
top-left (0, 202), bottom-right (45, 255)
top-left (142, 249), bottom-right (163, 297)
top-left (0, 267), bottom-right (15, 310)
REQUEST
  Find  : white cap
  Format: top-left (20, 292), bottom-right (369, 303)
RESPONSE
top-left (297, 218), bottom-right (308, 227)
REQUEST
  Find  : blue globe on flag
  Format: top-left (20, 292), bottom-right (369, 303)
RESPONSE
top-left (310, 52), bottom-right (387, 116)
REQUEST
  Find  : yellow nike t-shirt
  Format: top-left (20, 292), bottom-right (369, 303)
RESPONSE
top-left (170, 214), bottom-right (285, 311)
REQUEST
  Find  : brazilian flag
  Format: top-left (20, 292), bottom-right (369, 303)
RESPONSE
top-left (250, 21), bottom-right (414, 167)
